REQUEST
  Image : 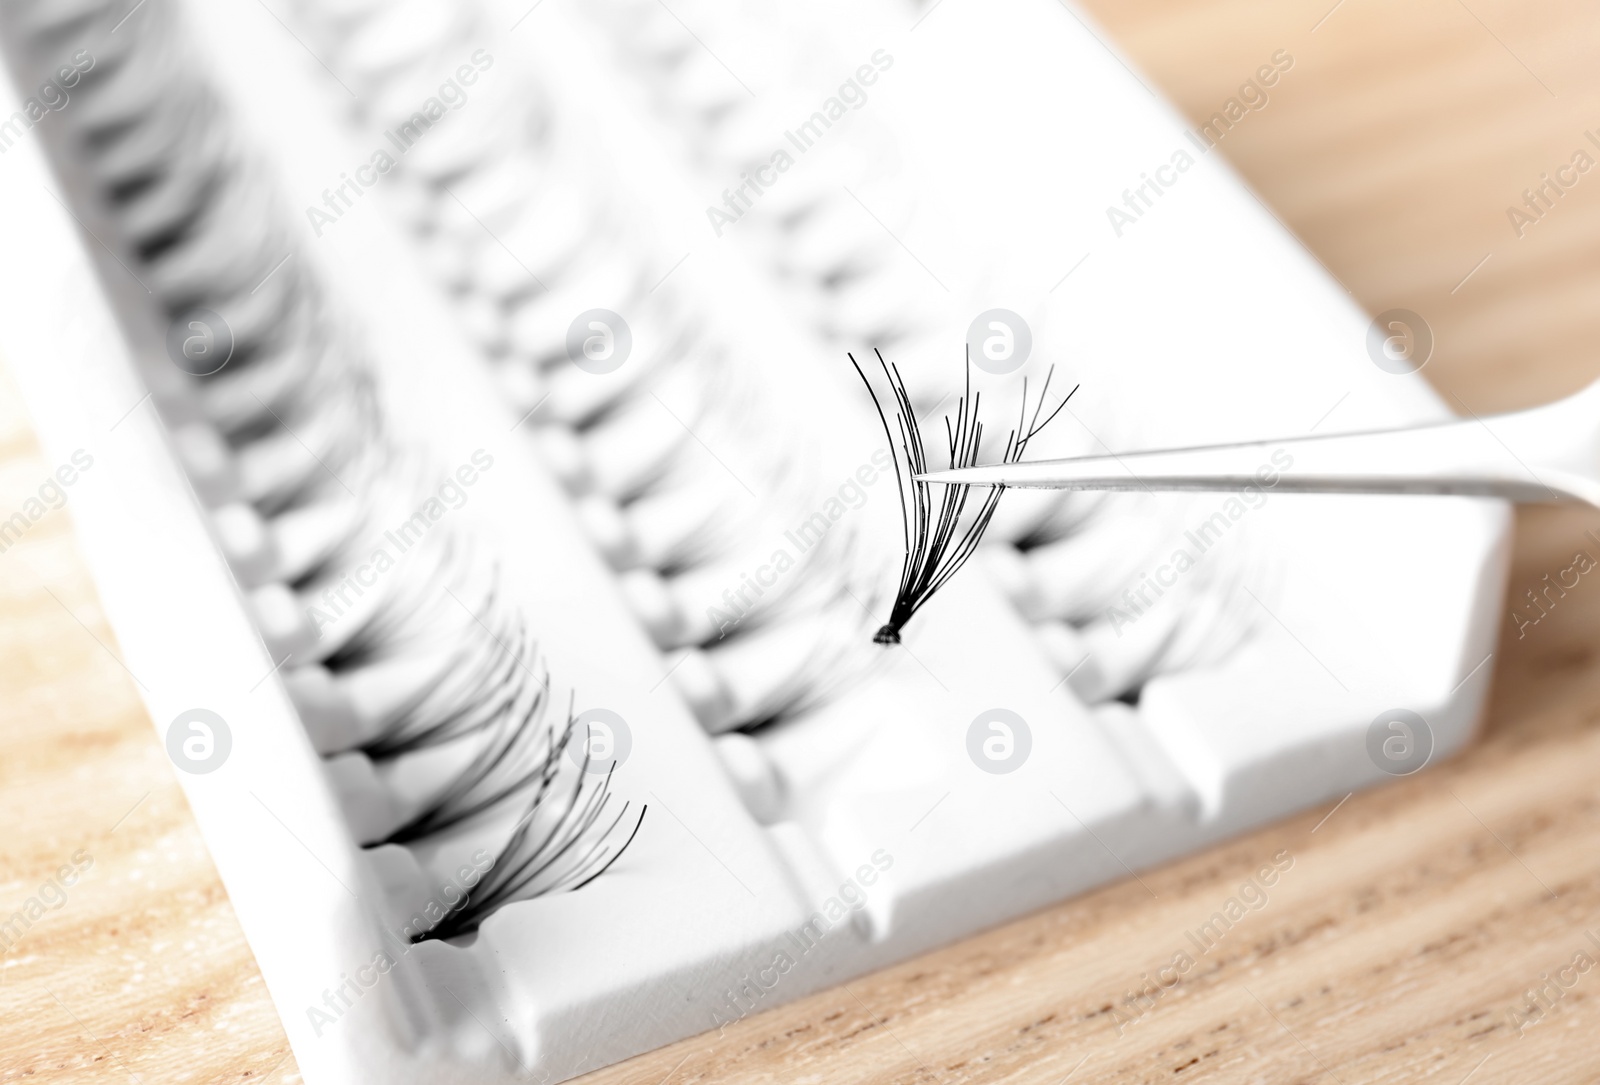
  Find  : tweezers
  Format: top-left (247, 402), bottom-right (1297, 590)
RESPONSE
top-left (918, 381), bottom-right (1600, 507)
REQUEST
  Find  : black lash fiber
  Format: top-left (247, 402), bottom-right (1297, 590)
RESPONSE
top-left (308, 518), bottom-right (648, 936)
top-left (310, 539), bottom-right (649, 927)
top-left (313, 532), bottom-right (461, 672)
top-left (34, 19), bottom-right (648, 940)
top-left (330, 547), bottom-right (519, 749)
top-left (850, 348), bottom-right (1075, 645)
top-left (300, 531), bottom-right (649, 935)
top-left (361, 625), bottom-right (529, 759)
top-left (381, 645), bottom-right (547, 843)
top-left (731, 547), bottom-right (883, 730)
top-left (417, 698), bottom-right (647, 943)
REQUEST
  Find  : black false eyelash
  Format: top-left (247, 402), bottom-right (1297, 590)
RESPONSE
top-left (384, 641), bottom-right (550, 841)
top-left (850, 348), bottom-right (1075, 646)
top-left (736, 629), bottom-right (876, 729)
top-left (363, 585), bottom-right (539, 759)
top-left (315, 536), bottom-right (464, 670)
top-left (1009, 489), bottom-right (1110, 553)
top-left (13, 0), bottom-right (653, 938)
top-left (280, 0), bottom-right (895, 743)
top-left (418, 707), bottom-right (648, 942)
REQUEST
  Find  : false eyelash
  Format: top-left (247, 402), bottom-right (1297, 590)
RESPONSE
top-left (851, 348), bottom-right (1075, 645)
top-left (735, 611), bottom-right (882, 729)
top-left (597, 18), bottom-right (1278, 692)
top-left (287, 0), bottom-right (1007, 743)
top-left (319, 533), bottom-right (497, 673)
top-left (362, 587), bottom-right (535, 758)
top-left (285, 503), bottom-right (383, 593)
top-left (284, 449), bottom-right (443, 592)
top-left (1137, 529), bottom-right (1268, 684)
top-left (1010, 490), bottom-right (1109, 552)
top-left (190, 298), bottom-right (344, 427)
top-left (383, 639), bottom-right (551, 842)
top-left (418, 715), bottom-right (648, 943)
top-left (728, 546), bottom-right (886, 726)
top-left (17, 0), bottom-right (646, 931)
top-left (355, 0), bottom-right (1267, 715)
top-left (79, 89), bottom-right (388, 514)
top-left (611, 374), bottom-right (769, 573)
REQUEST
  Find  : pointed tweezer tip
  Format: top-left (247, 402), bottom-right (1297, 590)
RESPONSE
top-left (914, 468), bottom-right (1001, 485)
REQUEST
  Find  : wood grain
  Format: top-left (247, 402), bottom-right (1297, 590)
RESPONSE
top-left (580, 1), bottom-right (1600, 1081)
top-left (0, 355), bottom-right (298, 1082)
top-left (6, 0), bottom-right (1600, 1082)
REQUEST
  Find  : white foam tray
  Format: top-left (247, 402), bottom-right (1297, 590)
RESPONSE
top-left (0, 1), bottom-right (1511, 1081)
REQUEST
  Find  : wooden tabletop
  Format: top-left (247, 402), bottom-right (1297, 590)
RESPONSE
top-left (7, 0), bottom-right (1600, 1082)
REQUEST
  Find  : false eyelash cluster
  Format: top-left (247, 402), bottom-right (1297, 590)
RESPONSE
top-left (422, 696), bottom-right (648, 941)
top-left (5, 0), bottom-right (641, 937)
top-left (852, 350), bottom-right (1074, 645)
top-left (520, 0), bottom-right (1269, 702)
top-left (277, 0), bottom-right (1252, 720)
top-left (283, 0), bottom-right (891, 736)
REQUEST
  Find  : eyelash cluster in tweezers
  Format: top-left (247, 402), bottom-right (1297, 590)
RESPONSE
top-left (5, 0), bottom-right (641, 939)
top-left (502, 0), bottom-right (1270, 703)
top-left (852, 350), bottom-right (1075, 645)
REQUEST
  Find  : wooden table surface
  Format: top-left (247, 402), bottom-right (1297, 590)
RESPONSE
top-left (7, 0), bottom-right (1600, 1082)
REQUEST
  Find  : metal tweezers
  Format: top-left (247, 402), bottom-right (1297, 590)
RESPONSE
top-left (918, 381), bottom-right (1600, 507)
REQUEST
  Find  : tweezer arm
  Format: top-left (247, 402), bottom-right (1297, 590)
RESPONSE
top-left (917, 381), bottom-right (1600, 507)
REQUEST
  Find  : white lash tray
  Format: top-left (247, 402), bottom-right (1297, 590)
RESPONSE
top-left (0, 0), bottom-right (1510, 1081)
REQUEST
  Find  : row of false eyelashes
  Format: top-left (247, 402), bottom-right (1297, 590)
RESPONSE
top-left (6, 0), bottom-right (1266, 936)
top-left (6, 0), bottom-right (648, 940)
